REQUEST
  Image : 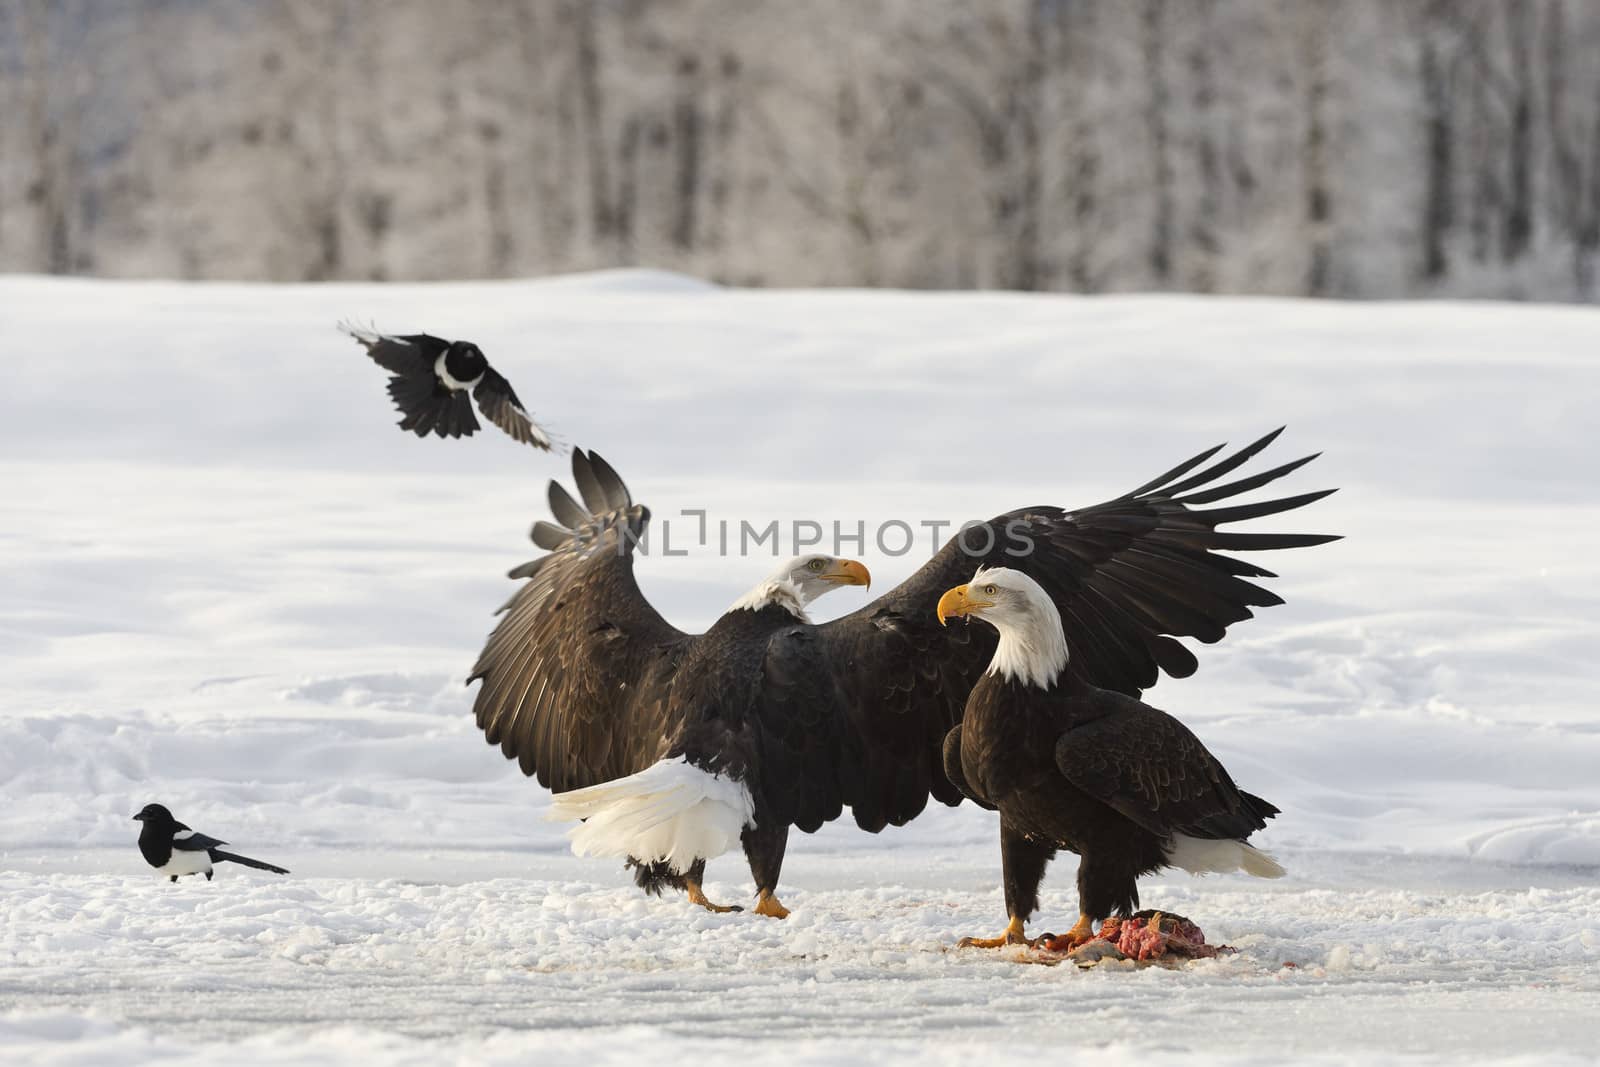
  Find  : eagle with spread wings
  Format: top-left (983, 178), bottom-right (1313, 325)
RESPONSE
top-left (469, 431), bottom-right (1335, 917)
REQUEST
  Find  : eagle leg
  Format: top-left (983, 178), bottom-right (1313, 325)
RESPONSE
top-left (959, 823), bottom-right (1055, 947)
top-left (957, 914), bottom-right (1035, 949)
top-left (752, 889), bottom-right (790, 919)
top-left (686, 880), bottom-right (743, 914)
top-left (742, 824), bottom-right (789, 919)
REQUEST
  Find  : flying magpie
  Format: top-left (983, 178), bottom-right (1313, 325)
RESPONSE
top-left (341, 322), bottom-right (554, 449)
top-left (132, 803), bottom-right (289, 882)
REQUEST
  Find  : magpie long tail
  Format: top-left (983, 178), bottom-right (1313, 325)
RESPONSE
top-left (387, 375), bottom-right (480, 439)
top-left (212, 850), bottom-right (289, 875)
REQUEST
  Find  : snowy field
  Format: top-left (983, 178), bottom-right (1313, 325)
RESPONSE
top-left (2, 272), bottom-right (1598, 1064)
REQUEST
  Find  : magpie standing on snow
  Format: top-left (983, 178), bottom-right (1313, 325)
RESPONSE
top-left (341, 322), bottom-right (554, 449)
top-left (133, 803), bottom-right (289, 882)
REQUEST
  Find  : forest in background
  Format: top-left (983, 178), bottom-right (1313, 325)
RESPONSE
top-left (3, 0), bottom-right (1600, 300)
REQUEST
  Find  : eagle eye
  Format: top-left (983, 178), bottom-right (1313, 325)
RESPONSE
top-left (984, 584), bottom-right (997, 596)
top-left (807, 559), bottom-right (826, 572)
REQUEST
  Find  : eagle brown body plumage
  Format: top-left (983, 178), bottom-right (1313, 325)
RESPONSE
top-left (938, 567), bottom-right (1286, 948)
top-left (945, 672), bottom-right (1278, 935)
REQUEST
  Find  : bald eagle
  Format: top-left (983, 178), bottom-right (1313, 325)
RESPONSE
top-left (937, 567), bottom-right (1284, 949)
top-left (469, 431), bottom-right (1334, 916)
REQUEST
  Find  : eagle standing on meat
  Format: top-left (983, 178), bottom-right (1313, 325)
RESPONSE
top-left (937, 568), bottom-right (1284, 950)
top-left (468, 432), bottom-right (1335, 917)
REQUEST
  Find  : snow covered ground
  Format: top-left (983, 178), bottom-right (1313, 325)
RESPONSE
top-left (2, 272), bottom-right (1597, 1064)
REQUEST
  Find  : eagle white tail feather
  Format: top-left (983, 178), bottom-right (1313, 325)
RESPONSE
top-left (1166, 834), bottom-right (1287, 879)
top-left (546, 757), bottom-right (754, 875)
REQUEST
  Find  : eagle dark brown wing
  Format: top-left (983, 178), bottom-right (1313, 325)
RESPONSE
top-left (812, 428), bottom-right (1335, 833)
top-left (1053, 693), bottom-right (1278, 840)
top-left (743, 625), bottom-right (851, 834)
top-left (941, 725), bottom-right (998, 811)
top-left (810, 575), bottom-right (991, 832)
top-left (468, 450), bottom-right (690, 792)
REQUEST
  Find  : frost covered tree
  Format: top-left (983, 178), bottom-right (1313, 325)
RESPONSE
top-left (2, 0), bottom-right (1600, 300)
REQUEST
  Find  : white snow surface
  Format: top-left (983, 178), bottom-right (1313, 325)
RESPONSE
top-left (1, 271), bottom-right (1598, 1064)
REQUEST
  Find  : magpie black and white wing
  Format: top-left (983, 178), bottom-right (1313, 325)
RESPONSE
top-left (809, 428), bottom-right (1337, 832)
top-left (473, 367), bottom-right (553, 450)
top-left (469, 450), bottom-right (690, 792)
top-left (341, 321), bottom-right (442, 376)
top-left (170, 828), bottom-right (228, 852)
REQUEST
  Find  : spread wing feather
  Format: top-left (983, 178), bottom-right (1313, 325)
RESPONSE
top-left (473, 367), bottom-right (553, 450)
top-left (468, 450), bottom-right (689, 792)
top-left (341, 322), bottom-right (445, 375)
top-left (812, 427), bottom-right (1336, 832)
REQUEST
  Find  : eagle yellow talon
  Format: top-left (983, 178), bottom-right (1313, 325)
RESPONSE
top-left (686, 881), bottom-right (743, 914)
top-left (1050, 913), bottom-right (1096, 949)
top-left (753, 890), bottom-right (790, 919)
top-left (957, 915), bottom-right (1028, 949)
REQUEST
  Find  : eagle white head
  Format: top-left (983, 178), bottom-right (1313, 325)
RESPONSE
top-left (935, 566), bottom-right (1069, 689)
top-left (729, 554), bottom-right (872, 620)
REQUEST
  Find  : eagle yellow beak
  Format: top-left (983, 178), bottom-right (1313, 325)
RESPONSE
top-left (937, 584), bottom-right (992, 625)
top-left (821, 559), bottom-right (872, 588)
